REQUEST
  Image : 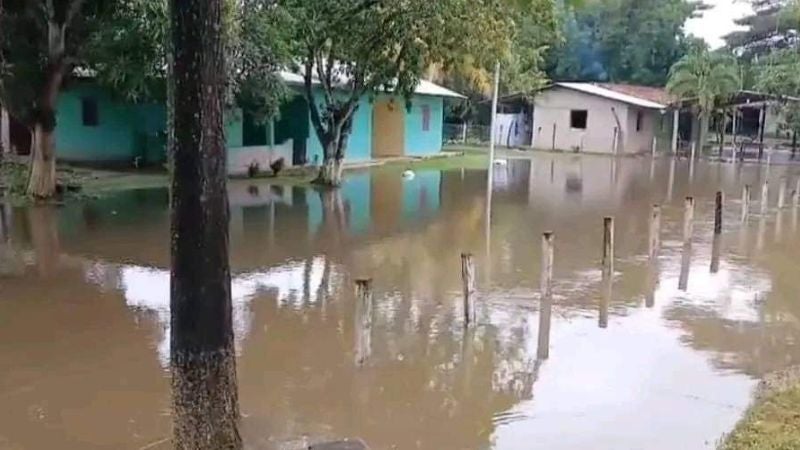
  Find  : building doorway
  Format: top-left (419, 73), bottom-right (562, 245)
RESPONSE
top-left (372, 99), bottom-right (404, 158)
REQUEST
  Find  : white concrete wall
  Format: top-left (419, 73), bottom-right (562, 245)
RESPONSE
top-left (532, 87), bottom-right (662, 155)
top-left (624, 107), bottom-right (662, 154)
top-left (227, 140), bottom-right (294, 176)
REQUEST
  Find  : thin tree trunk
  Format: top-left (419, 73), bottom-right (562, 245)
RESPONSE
top-left (792, 131), bottom-right (797, 159)
top-left (170, 1), bottom-right (241, 449)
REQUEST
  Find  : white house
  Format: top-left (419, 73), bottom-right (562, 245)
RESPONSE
top-left (531, 82), bottom-right (678, 155)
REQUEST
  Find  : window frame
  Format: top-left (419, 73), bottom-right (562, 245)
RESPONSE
top-left (570, 110), bottom-right (588, 130)
top-left (81, 97), bottom-right (99, 127)
top-left (421, 104), bottom-right (431, 132)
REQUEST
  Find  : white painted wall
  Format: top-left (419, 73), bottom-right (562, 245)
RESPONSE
top-left (227, 140), bottom-right (294, 176)
top-left (494, 113), bottom-right (529, 147)
top-left (532, 87), bottom-right (664, 155)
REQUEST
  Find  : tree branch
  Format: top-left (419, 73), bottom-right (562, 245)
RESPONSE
top-left (304, 50), bottom-right (326, 145)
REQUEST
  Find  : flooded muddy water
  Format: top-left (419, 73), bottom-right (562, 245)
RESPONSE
top-left (2, 154), bottom-right (800, 449)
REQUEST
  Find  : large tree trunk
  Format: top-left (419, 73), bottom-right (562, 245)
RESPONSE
top-left (169, 1), bottom-right (242, 449)
top-left (26, 124), bottom-right (57, 198)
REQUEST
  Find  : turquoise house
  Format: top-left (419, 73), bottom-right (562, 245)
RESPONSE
top-left (53, 74), bottom-right (463, 173)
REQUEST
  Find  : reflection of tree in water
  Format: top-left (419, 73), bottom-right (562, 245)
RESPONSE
top-left (26, 206), bottom-right (61, 276)
top-left (664, 304), bottom-right (800, 377)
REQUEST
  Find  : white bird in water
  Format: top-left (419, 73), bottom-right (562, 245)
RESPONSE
top-left (402, 169), bottom-right (415, 180)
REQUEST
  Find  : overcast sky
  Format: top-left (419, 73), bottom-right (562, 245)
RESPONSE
top-left (684, 0), bottom-right (754, 48)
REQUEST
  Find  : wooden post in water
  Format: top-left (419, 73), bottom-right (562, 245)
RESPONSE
top-left (778, 177), bottom-right (787, 209)
top-left (599, 217), bottom-right (614, 328)
top-left (648, 204), bottom-right (661, 260)
top-left (683, 197), bottom-right (695, 241)
top-left (461, 253), bottom-right (476, 326)
top-left (714, 191), bottom-right (724, 235)
top-left (761, 180), bottom-right (770, 215)
top-left (602, 217), bottom-right (615, 276)
top-left (652, 136), bottom-right (658, 158)
top-left (794, 178), bottom-right (800, 208)
top-left (354, 279), bottom-right (374, 366)
top-left (689, 142), bottom-right (696, 179)
top-left (710, 235), bottom-right (721, 274)
top-left (537, 232), bottom-right (554, 359)
top-left (741, 185), bottom-right (751, 222)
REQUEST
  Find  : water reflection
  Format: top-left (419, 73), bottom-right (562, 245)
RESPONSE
top-left (1, 156), bottom-right (800, 449)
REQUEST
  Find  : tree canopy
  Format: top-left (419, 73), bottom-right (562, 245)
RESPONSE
top-left (547, 0), bottom-right (702, 86)
top-left (723, 0), bottom-right (800, 60)
top-left (85, 0), bottom-right (290, 121)
top-left (278, 0), bottom-right (517, 185)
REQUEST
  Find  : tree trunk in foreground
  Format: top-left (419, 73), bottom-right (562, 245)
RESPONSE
top-left (27, 123), bottom-right (57, 198)
top-left (170, 1), bottom-right (241, 449)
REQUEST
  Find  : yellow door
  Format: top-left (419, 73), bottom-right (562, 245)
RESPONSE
top-left (372, 99), bottom-right (405, 158)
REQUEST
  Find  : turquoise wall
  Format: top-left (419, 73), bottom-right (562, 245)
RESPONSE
top-left (307, 91), bottom-right (372, 164)
top-left (404, 96), bottom-right (444, 156)
top-left (57, 85), bottom-right (254, 166)
top-left (56, 85), bottom-right (166, 164)
top-left (56, 83), bottom-right (447, 167)
top-left (225, 109), bottom-right (244, 148)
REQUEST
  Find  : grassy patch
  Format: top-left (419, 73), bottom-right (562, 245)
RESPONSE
top-left (720, 369), bottom-right (800, 450)
top-left (382, 151), bottom-right (489, 172)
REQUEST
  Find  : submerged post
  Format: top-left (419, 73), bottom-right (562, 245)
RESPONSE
top-left (648, 204), bottom-right (661, 260)
top-left (778, 177), bottom-right (787, 209)
top-left (683, 197), bottom-right (695, 241)
top-left (461, 253), bottom-right (476, 326)
top-left (710, 234), bottom-right (721, 274)
top-left (714, 191), bottom-right (724, 235)
top-left (354, 279), bottom-right (374, 366)
top-left (761, 180), bottom-right (770, 214)
top-left (537, 232), bottom-right (554, 359)
top-left (652, 136), bottom-right (658, 158)
top-left (602, 217), bottom-right (615, 276)
top-left (742, 185), bottom-right (751, 222)
top-left (794, 178), bottom-right (800, 208)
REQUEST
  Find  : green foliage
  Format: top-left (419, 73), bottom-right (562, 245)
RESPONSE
top-left (724, 0), bottom-right (800, 60)
top-left (548, 0), bottom-right (700, 86)
top-left (0, 0), bottom-right (113, 125)
top-left (720, 382), bottom-right (800, 450)
top-left (83, 0), bottom-right (169, 103)
top-left (754, 48), bottom-right (800, 134)
top-left (279, 0), bottom-right (514, 161)
top-left (668, 47), bottom-right (740, 149)
top-left (667, 48), bottom-right (741, 114)
top-left (85, 0), bottom-right (290, 122)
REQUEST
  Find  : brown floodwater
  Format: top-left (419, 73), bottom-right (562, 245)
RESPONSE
top-left (2, 154), bottom-right (800, 449)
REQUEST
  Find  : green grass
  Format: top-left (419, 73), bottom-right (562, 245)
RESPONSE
top-left (721, 372), bottom-right (800, 450)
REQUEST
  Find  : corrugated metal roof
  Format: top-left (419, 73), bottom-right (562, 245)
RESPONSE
top-left (554, 82), bottom-right (668, 109)
top-left (279, 71), bottom-right (464, 98)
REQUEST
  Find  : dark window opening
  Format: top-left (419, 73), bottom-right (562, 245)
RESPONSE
top-left (636, 110), bottom-right (644, 132)
top-left (570, 110), bottom-right (587, 129)
top-left (81, 98), bottom-right (99, 126)
top-left (422, 105), bottom-right (431, 131)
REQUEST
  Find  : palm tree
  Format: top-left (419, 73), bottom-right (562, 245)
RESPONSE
top-left (667, 48), bottom-right (740, 153)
